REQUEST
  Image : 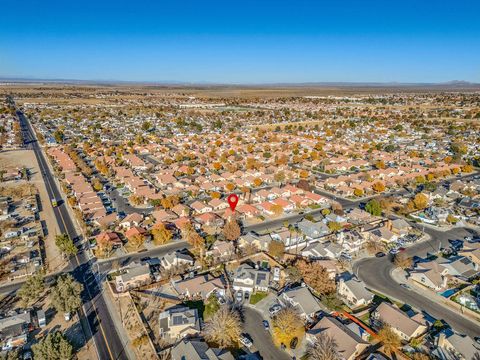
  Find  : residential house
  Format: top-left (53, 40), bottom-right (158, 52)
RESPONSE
top-left (161, 251), bottom-right (195, 270)
top-left (0, 311), bottom-right (31, 351)
top-left (115, 262), bottom-right (151, 292)
top-left (337, 275), bottom-right (374, 309)
top-left (389, 218), bottom-right (412, 236)
top-left (301, 241), bottom-right (343, 260)
top-left (95, 231), bottom-right (122, 248)
top-left (439, 256), bottom-right (479, 280)
top-left (190, 201), bottom-right (213, 214)
top-left (232, 264), bottom-right (270, 295)
top-left (410, 260), bottom-right (448, 291)
top-left (238, 233), bottom-right (271, 252)
top-left (173, 274), bottom-right (227, 300)
top-left (371, 302), bottom-right (427, 341)
top-left (337, 230), bottom-right (365, 255)
top-left (119, 212), bottom-right (143, 229)
top-left (297, 219), bottom-right (330, 241)
top-left (280, 286), bottom-right (321, 321)
top-left (432, 328), bottom-right (480, 360)
top-left (307, 316), bottom-right (369, 360)
top-left (170, 339), bottom-right (234, 360)
top-left (459, 242), bottom-right (480, 266)
top-left (159, 306), bottom-right (200, 340)
top-left (205, 241), bottom-right (235, 261)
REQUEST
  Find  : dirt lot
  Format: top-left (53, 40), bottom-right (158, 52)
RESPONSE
top-left (0, 150), bottom-right (66, 272)
top-left (0, 288), bottom-right (97, 360)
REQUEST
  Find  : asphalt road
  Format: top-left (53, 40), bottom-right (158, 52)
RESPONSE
top-left (244, 208), bottom-right (325, 233)
top-left (243, 307), bottom-right (291, 360)
top-left (16, 107), bottom-right (128, 360)
top-left (353, 226), bottom-right (480, 338)
top-left (110, 188), bottom-right (153, 216)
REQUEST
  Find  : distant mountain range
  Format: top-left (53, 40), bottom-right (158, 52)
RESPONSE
top-left (0, 76), bottom-right (479, 88)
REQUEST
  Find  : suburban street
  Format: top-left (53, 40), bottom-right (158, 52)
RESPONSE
top-left (243, 307), bottom-right (290, 360)
top-left (16, 107), bottom-right (128, 360)
top-left (353, 226), bottom-right (480, 338)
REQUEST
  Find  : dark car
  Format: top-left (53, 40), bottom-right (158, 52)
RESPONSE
top-left (290, 337), bottom-right (298, 349)
top-left (262, 320), bottom-right (270, 330)
top-left (375, 252), bottom-right (386, 257)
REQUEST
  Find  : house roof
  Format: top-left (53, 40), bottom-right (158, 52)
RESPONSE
top-left (171, 339), bottom-right (234, 360)
top-left (374, 302), bottom-right (425, 337)
top-left (308, 316), bottom-right (368, 360)
top-left (283, 286), bottom-right (321, 316)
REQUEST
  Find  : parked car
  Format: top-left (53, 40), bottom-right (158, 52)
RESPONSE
top-left (269, 304), bottom-right (282, 317)
top-left (375, 252), bottom-right (386, 258)
top-left (236, 291), bottom-right (243, 303)
top-left (239, 333), bottom-right (253, 348)
top-left (290, 337), bottom-right (298, 349)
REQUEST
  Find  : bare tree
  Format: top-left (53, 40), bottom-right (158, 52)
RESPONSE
top-left (203, 306), bottom-right (241, 348)
top-left (306, 333), bottom-right (341, 360)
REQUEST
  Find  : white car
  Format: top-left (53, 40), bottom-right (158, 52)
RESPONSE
top-left (239, 334), bottom-right (253, 348)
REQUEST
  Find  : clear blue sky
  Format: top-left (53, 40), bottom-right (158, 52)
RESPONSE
top-left (1, 0), bottom-right (479, 83)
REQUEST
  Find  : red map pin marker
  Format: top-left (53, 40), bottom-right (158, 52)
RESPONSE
top-left (227, 194), bottom-right (239, 212)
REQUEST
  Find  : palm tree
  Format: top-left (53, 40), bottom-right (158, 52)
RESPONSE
top-left (305, 333), bottom-right (340, 360)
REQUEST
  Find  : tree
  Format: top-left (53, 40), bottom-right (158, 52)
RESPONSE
top-left (372, 182), bottom-right (386, 193)
top-left (92, 178), bottom-right (103, 192)
top-left (327, 221), bottom-right (342, 233)
top-left (32, 331), bottom-right (74, 360)
top-left (222, 219), bottom-right (241, 241)
top-left (151, 223), bottom-right (173, 245)
top-left (296, 259), bottom-right (336, 296)
top-left (271, 204), bottom-right (284, 216)
top-left (0, 348), bottom-right (21, 360)
top-left (53, 130), bottom-right (64, 144)
top-left (272, 307), bottom-right (305, 347)
top-left (50, 274), bottom-right (83, 315)
top-left (394, 253), bottom-right (413, 269)
top-left (413, 193), bottom-right (428, 210)
top-left (129, 234), bottom-right (145, 249)
top-left (365, 240), bottom-right (385, 255)
top-left (17, 272), bottom-right (45, 307)
top-left (353, 188), bottom-right (364, 197)
top-left (306, 333), bottom-right (341, 360)
top-left (446, 214), bottom-right (458, 224)
top-left (55, 234), bottom-right (78, 258)
top-left (274, 171), bottom-right (286, 184)
top-left (365, 199), bottom-right (382, 216)
top-left (377, 325), bottom-right (401, 356)
top-left (203, 306), bottom-right (241, 349)
top-left (268, 240), bottom-right (285, 259)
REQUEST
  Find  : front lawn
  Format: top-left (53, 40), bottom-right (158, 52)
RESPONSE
top-left (249, 291), bottom-right (268, 305)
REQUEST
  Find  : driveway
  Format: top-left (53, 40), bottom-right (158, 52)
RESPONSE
top-left (243, 307), bottom-right (291, 360)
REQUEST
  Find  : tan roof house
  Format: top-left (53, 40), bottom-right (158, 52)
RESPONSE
top-left (371, 302), bottom-right (427, 341)
top-left (115, 262), bottom-right (151, 292)
top-left (159, 306), bottom-right (200, 341)
top-left (173, 274), bottom-right (227, 300)
top-left (307, 316), bottom-right (369, 360)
